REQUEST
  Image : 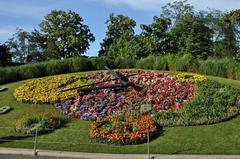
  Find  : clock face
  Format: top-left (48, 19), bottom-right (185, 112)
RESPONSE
top-left (55, 70), bottom-right (194, 121)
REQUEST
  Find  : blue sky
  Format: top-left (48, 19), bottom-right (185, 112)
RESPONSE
top-left (0, 0), bottom-right (240, 56)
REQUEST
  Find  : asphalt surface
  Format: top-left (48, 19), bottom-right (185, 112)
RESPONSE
top-left (0, 154), bottom-right (84, 159)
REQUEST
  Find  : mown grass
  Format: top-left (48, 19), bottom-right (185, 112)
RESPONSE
top-left (0, 71), bottom-right (239, 154)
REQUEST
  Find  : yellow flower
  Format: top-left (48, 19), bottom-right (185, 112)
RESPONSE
top-left (14, 74), bottom-right (93, 104)
top-left (176, 73), bottom-right (206, 83)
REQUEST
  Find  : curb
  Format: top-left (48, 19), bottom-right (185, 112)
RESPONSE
top-left (0, 147), bottom-right (240, 159)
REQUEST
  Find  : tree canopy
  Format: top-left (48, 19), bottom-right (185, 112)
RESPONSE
top-left (98, 13), bottom-right (136, 57)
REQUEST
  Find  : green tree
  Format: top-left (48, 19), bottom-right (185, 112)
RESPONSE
top-left (222, 9), bottom-right (240, 58)
top-left (107, 34), bottom-right (141, 68)
top-left (140, 16), bottom-right (171, 55)
top-left (7, 28), bottom-right (31, 63)
top-left (39, 10), bottom-right (95, 58)
top-left (0, 44), bottom-right (11, 66)
top-left (170, 15), bottom-right (213, 59)
top-left (161, 0), bottom-right (194, 27)
top-left (98, 13), bottom-right (136, 56)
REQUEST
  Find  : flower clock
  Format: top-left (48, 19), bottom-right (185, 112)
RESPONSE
top-left (55, 71), bottom-right (195, 120)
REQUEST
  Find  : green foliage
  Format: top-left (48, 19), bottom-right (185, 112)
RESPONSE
top-left (197, 58), bottom-right (230, 78)
top-left (135, 55), bottom-right (155, 70)
top-left (153, 56), bottom-right (168, 70)
top-left (6, 10), bottom-right (95, 62)
top-left (0, 57), bottom-right (93, 85)
top-left (99, 14), bottom-right (136, 56)
top-left (170, 15), bottom-right (213, 59)
top-left (165, 53), bottom-right (196, 72)
top-left (90, 56), bottom-right (115, 70)
top-left (155, 80), bottom-right (240, 126)
top-left (181, 80), bottom-right (240, 125)
top-left (39, 10), bottom-right (95, 58)
top-left (140, 16), bottom-right (171, 55)
top-left (15, 110), bottom-right (64, 135)
top-left (136, 55), bottom-right (240, 80)
top-left (237, 66), bottom-right (240, 80)
top-left (6, 28), bottom-right (31, 63)
top-left (160, 0), bottom-right (194, 26)
top-left (174, 53), bottom-right (198, 72)
top-left (0, 44), bottom-right (12, 66)
top-left (107, 35), bottom-right (140, 68)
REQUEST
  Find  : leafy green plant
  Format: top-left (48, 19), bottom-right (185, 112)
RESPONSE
top-left (135, 55), bottom-right (155, 69)
top-left (0, 57), bottom-right (94, 85)
top-left (15, 111), bottom-right (65, 135)
top-left (153, 56), bottom-right (168, 70)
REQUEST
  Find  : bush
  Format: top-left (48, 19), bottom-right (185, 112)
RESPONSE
top-left (236, 66), bottom-right (240, 80)
top-left (0, 57), bottom-right (94, 85)
top-left (166, 54), bottom-right (176, 71)
top-left (114, 56), bottom-right (136, 69)
top-left (90, 56), bottom-right (115, 70)
top-left (153, 56), bottom-right (168, 70)
top-left (15, 111), bottom-right (64, 135)
top-left (197, 58), bottom-right (228, 78)
top-left (135, 55), bottom-right (240, 80)
top-left (135, 55), bottom-right (155, 69)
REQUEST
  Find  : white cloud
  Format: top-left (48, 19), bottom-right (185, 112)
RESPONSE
top-left (102, 0), bottom-right (240, 12)
top-left (0, 1), bottom-right (50, 19)
top-left (102, 0), bottom-right (167, 12)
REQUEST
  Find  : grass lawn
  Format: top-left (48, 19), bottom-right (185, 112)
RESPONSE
top-left (0, 71), bottom-right (240, 154)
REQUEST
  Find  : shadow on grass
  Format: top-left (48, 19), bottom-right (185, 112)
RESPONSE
top-left (0, 117), bottom-right (70, 145)
top-left (0, 135), bottom-right (34, 144)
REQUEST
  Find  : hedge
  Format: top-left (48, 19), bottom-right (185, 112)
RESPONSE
top-left (136, 54), bottom-right (240, 80)
top-left (1, 55), bottom-right (240, 85)
top-left (0, 57), bottom-right (94, 85)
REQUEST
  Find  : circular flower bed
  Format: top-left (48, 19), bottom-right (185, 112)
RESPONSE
top-left (14, 74), bottom-right (93, 103)
top-left (55, 71), bottom-right (195, 120)
top-left (14, 70), bottom-right (240, 128)
top-left (89, 113), bottom-right (159, 145)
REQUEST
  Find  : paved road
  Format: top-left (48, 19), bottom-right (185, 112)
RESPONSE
top-left (1, 148), bottom-right (240, 159)
top-left (0, 154), bottom-right (84, 159)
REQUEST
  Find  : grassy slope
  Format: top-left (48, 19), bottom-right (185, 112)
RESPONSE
top-left (0, 71), bottom-right (239, 154)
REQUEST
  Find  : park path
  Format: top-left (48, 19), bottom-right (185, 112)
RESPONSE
top-left (0, 147), bottom-right (240, 159)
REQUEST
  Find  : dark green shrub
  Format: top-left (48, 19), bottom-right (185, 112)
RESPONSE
top-left (135, 55), bottom-right (155, 69)
top-left (174, 54), bottom-right (196, 72)
top-left (15, 111), bottom-right (64, 135)
top-left (166, 54), bottom-right (176, 71)
top-left (114, 56), bottom-right (136, 69)
top-left (197, 58), bottom-right (228, 77)
top-left (90, 56), bottom-right (115, 70)
top-left (17, 63), bottom-right (46, 79)
top-left (0, 57), bottom-right (94, 85)
top-left (153, 56), bottom-right (168, 70)
top-left (236, 66), bottom-right (240, 80)
top-left (45, 59), bottom-right (70, 75)
top-left (225, 58), bottom-right (238, 79)
top-left (69, 57), bottom-right (93, 72)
